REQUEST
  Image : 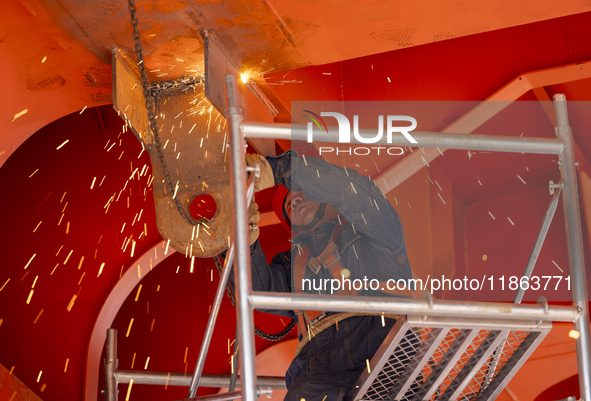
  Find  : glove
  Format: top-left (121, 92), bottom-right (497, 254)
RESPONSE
top-left (249, 201), bottom-right (260, 245)
top-left (245, 153), bottom-right (275, 193)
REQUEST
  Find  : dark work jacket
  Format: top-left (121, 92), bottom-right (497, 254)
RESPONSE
top-left (247, 150), bottom-right (414, 319)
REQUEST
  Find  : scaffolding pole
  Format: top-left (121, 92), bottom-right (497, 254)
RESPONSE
top-left (554, 94), bottom-right (591, 401)
top-left (249, 292), bottom-right (580, 322)
top-left (241, 122), bottom-right (565, 154)
top-left (227, 74), bottom-right (258, 401)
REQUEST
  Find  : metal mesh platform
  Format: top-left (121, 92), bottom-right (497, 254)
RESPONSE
top-left (347, 315), bottom-right (552, 401)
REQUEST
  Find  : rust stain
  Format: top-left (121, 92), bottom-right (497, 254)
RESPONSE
top-left (102, 0), bottom-right (124, 16)
top-left (370, 26), bottom-right (420, 48)
top-left (26, 74), bottom-right (66, 91)
top-left (83, 67), bottom-right (111, 88)
top-left (214, 17), bottom-right (235, 28)
top-left (141, 22), bottom-right (165, 38)
top-left (136, 0), bottom-right (187, 14)
top-left (88, 92), bottom-right (112, 103)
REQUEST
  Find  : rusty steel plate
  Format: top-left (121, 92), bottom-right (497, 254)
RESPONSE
top-left (150, 84), bottom-right (232, 257)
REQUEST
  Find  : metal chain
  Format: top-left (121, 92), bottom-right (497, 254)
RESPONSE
top-left (128, 0), bottom-right (196, 226)
top-left (213, 255), bottom-right (296, 341)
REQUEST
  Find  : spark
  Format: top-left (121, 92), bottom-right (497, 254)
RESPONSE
top-left (508, 217), bottom-right (514, 225)
top-left (126, 318), bottom-right (134, 337)
top-left (29, 169), bottom-right (39, 178)
top-left (66, 294), bottom-right (77, 311)
top-left (381, 314), bottom-right (385, 327)
top-left (165, 239), bottom-right (170, 255)
top-left (173, 181), bottom-right (179, 199)
top-left (56, 140), bottom-right (69, 150)
top-left (420, 156), bottom-right (430, 167)
top-left (0, 278), bottom-right (10, 292)
top-left (435, 181), bottom-right (442, 191)
top-left (190, 256), bottom-right (195, 273)
top-left (98, 262), bottom-right (105, 277)
top-left (125, 379), bottom-right (134, 401)
top-left (144, 357), bottom-right (150, 370)
top-left (135, 284), bottom-right (142, 302)
top-left (51, 263), bottom-right (59, 275)
top-left (437, 193), bottom-right (446, 205)
top-left (33, 309), bottom-right (44, 324)
top-left (12, 109), bottom-right (28, 122)
top-left (41, 56), bottom-right (47, 63)
top-left (80, 106), bottom-right (87, 114)
top-left (437, 147), bottom-right (444, 155)
top-left (184, 347), bottom-right (189, 363)
top-left (350, 183), bottom-right (357, 194)
top-left (64, 250), bottom-right (73, 264)
top-left (78, 256), bottom-right (85, 270)
top-left (488, 211), bottom-right (495, 220)
top-left (24, 254), bottom-right (36, 269)
top-left (387, 77), bottom-right (391, 83)
top-left (26, 289), bottom-right (34, 304)
top-left (64, 358), bottom-right (69, 372)
top-left (366, 359), bottom-right (371, 373)
top-left (517, 175), bottom-right (526, 184)
top-left (552, 260), bottom-right (564, 273)
top-left (407, 202), bottom-right (411, 209)
top-left (131, 241), bottom-right (136, 257)
top-left (78, 272), bottom-right (85, 285)
top-left (569, 330), bottom-right (581, 339)
top-left (66, 221), bottom-right (70, 234)
top-left (37, 371), bottom-right (42, 382)
top-left (33, 221), bottom-right (42, 232)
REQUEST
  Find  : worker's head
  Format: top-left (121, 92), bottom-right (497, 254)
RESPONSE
top-left (272, 187), bottom-right (338, 233)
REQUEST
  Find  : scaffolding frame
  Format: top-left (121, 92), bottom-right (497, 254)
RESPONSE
top-left (103, 78), bottom-right (590, 401)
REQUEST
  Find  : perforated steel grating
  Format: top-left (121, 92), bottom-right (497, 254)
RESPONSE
top-left (349, 317), bottom-right (551, 401)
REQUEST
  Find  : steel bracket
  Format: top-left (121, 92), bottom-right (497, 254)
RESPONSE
top-left (112, 47), bottom-right (233, 257)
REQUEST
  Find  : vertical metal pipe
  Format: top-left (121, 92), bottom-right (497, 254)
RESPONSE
top-left (513, 188), bottom-right (562, 303)
top-left (226, 74), bottom-right (258, 401)
top-left (554, 93), bottom-right (591, 401)
top-left (105, 328), bottom-right (118, 401)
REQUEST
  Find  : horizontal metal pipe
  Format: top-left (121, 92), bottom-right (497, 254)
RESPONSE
top-left (249, 292), bottom-right (581, 322)
top-left (178, 390), bottom-right (242, 401)
top-left (114, 371), bottom-right (286, 389)
top-left (241, 122), bottom-right (565, 155)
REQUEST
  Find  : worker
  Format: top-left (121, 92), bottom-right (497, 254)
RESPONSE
top-left (234, 149), bottom-right (415, 401)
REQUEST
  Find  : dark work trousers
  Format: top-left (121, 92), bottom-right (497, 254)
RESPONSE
top-left (284, 315), bottom-right (419, 401)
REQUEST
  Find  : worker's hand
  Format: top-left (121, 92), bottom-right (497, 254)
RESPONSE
top-left (249, 201), bottom-right (261, 245)
top-left (245, 154), bottom-right (275, 193)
